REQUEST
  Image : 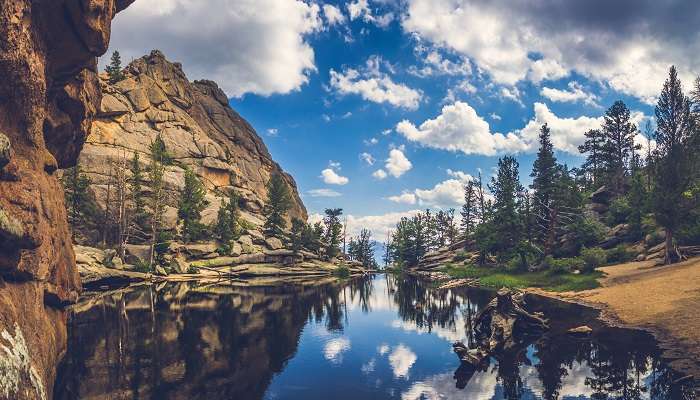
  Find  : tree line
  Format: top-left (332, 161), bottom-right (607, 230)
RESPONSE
top-left (387, 66), bottom-right (700, 270)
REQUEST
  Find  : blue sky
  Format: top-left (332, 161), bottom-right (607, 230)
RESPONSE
top-left (107, 0), bottom-right (700, 239)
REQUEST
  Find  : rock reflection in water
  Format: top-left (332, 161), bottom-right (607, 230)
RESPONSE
top-left (55, 275), bottom-right (695, 399)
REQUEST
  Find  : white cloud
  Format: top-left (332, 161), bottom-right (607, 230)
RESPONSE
top-left (347, 0), bottom-right (394, 28)
top-left (396, 102), bottom-right (527, 156)
top-left (360, 152), bottom-right (375, 165)
top-left (364, 137), bottom-right (379, 146)
top-left (541, 81), bottom-right (600, 106)
top-left (323, 337), bottom-right (351, 364)
top-left (109, 0), bottom-right (322, 97)
top-left (388, 344), bottom-right (417, 379)
top-left (309, 209), bottom-right (422, 239)
top-left (308, 188), bottom-right (341, 197)
top-left (409, 48), bottom-right (471, 77)
top-left (372, 169), bottom-right (388, 180)
top-left (446, 169), bottom-right (473, 183)
top-left (388, 192), bottom-right (417, 205)
top-left (266, 128), bottom-right (278, 137)
top-left (329, 57), bottom-right (423, 109)
top-left (321, 168), bottom-right (349, 185)
top-left (397, 100), bottom-right (646, 155)
top-left (323, 4), bottom-right (346, 25)
top-left (402, 0), bottom-right (698, 103)
top-left (385, 148), bottom-right (412, 177)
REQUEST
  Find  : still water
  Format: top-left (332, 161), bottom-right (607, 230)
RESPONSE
top-left (55, 275), bottom-right (695, 399)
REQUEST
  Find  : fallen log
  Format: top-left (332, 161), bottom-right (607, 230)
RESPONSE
top-left (453, 289), bottom-right (548, 366)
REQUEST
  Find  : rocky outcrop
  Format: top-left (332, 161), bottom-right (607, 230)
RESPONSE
top-left (73, 50), bottom-right (306, 241)
top-left (0, 1), bottom-right (132, 399)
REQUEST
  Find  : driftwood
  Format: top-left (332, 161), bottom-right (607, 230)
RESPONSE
top-left (453, 289), bottom-right (548, 366)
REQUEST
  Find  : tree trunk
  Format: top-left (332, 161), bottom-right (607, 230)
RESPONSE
top-left (664, 228), bottom-right (674, 265)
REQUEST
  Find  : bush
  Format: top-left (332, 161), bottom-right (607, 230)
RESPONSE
top-left (453, 250), bottom-right (470, 263)
top-left (569, 217), bottom-right (606, 253)
top-left (581, 247), bottom-right (607, 273)
top-left (334, 265), bottom-right (350, 278)
top-left (606, 244), bottom-right (634, 264)
top-left (607, 197), bottom-right (632, 226)
top-left (186, 265), bottom-right (198, 274)
top-left (542, 255), bottom-right (584, 274)
top-left (133, 260), bottom-right (151, 273)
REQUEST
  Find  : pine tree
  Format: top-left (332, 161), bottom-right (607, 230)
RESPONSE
top-left (290, 218), bottom-right (306, 254)
top-left (652, 66), bottom-right (697, 264)
top-left (129, 152), bottom-right (148, 239)
top-left (349, 229), bottom-right (377, 269)
top-left (323, 208), bottom-right (344, 259)
top-left (530, 123), bottom-right (558, 249)
top-left (147, 138), bottom-right (168, 269)
top-left (214, 190), bottom-right (240, 251)
top-left (600, 100), bottom-right (640, 192)
top-left (105, 51), bottom-right (125, 84)
top-left (461, 180), bottom-right (479, 238)
top-left (488, 156), bottom-right (524, 263)
top-left (263, 173), bottom-right (293, 237)
top-left (177, 168), bottom-right (209, 243)
top-left (62, 165), bottom-right (96, 240)
top-left (627, 170), bottom-right (647, 241)
top-left (579, 129), bottom-right (605, 188)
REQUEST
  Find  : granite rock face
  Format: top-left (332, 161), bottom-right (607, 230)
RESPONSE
top-left (74, 50), bottom-right (306, 242)
top-left (0, 1), bottom-right (132, 399)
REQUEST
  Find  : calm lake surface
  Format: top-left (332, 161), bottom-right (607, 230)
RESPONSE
top-left (55, 275), bottom-right (695, 399)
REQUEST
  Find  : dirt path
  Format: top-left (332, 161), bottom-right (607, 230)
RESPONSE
top-left (532, 258), bottom-right (700, 383)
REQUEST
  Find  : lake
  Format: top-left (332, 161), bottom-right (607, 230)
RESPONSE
top-left (55, 274), bottom-right (695, 399)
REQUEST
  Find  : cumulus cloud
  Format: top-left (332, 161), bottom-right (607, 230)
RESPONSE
top-left (347, 0), bottom-right (395, 28)
top-left (397, 100), bottom-right (648, 155)
top-left (388, 192), bottom-right (417, 205)
top-left (373, 169), bottom-right (388, 180)
top-left (329, 56), bottom-right (423, 109)
top-left (108, 0), bottom-right (322, 97)
top-left (396, 102), bottom-right (527, 156)
top-left (541, 81), bottom-right (600, 106)
top-left (321, 168), bottom-right (350, 185)
top-left (402, 0), bottom-right (700, 103)
top-left (385, 148), bottom-right (413, 177)
top-left (309, 209), bottom-right (422, 239)
top-left (409, 47), bottom-right (471, 77)
top-left (308, 188), bottom-right (342, 197)
top-left (323, 4), bottom-right (346, 25)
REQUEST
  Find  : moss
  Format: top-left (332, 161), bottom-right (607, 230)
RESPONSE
top-left (441, 263), bottom-right (601, 292)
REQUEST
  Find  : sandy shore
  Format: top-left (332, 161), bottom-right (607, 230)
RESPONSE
top-left (530, 258), bottom-right (700, 385)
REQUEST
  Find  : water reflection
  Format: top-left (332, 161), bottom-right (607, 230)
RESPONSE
top-left (55, 275), bottom-right (695, 399)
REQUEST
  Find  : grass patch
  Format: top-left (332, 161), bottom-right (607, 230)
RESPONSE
top-left (441, 264), bottom-right (602, 292)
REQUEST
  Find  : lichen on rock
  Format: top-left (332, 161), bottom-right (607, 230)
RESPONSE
top-left (0, 323), bottom-right (46, 400)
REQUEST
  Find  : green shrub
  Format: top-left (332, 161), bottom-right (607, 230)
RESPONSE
top-left (238, 219), bottom-right (256, 232)
top-left (453, 250), bottom-right (470, 262)
top-left (186, 265), bottom-right (198, 274)
top-left (133, 260), bottom-right (151, 273)
top-left (607, 197), bottom-right (632, 226)
top-left (606, 244), bottom-right (634, 264)
top-left (334, 265), bottom-right (350, 278)
top-left (581, 247), bottom-right (607, 273)
top-left (542, 255), bottom-right (584, 274)
top-left (566, 216), bottom-right (606, 255)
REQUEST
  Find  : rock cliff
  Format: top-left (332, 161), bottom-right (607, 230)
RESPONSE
top-left (74, 50), bottom-right (306, 242)
top-left (0, 1), bottom-right (132, 399)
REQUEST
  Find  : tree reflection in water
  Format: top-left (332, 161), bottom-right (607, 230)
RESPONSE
top-left (55, 275), bottom-right (696, 400)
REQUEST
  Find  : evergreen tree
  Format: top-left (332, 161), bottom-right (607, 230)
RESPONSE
top-left (147, 137), bottom-right (168, 269)
top-left (488, 156), bottom-right (524, 263)
top-left (177, 168), bottom-right (209, 243)
top-left (129, 153), bottom-right (148, 232)
top-left (530, 123), bottom-right (558, 248)
top-left (461, 179), bottom-right (479, 238)
top-left (627, 170), bottom-right (647, 241)
top-left (290, 218), bottom-right (306, 254)
top-left (348, 229), bottom-right (377, 269)
top-left (263, 173), bottom-right (293, 237)
top-left (652, 66), bottom-right (697, 264)
top-left (62, 166), bottom-right (96, 240)
top-left (579, 129), bottom-right (605, 188)
top-left (600, 100), bottom-right (640, 192)
top-left (105, 51), bottom-right (125, 84)
top-left (214, 190), bottom-right (240, 251)
top-left (323, 208), bottom-right (344, 259)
